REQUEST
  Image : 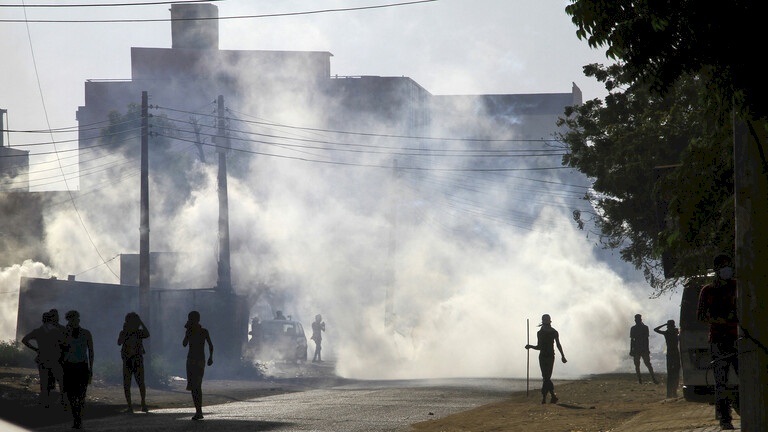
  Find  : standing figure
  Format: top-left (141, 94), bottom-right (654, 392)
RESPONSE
top-left (311, 314), bottom-right (326, 363)
top-left (697, 254), bottom-right (739, 430)
top-left (183, 311), bottom-right (214, 421)
top-left (525, 314), bottom-right (567, 404)
top-left (629, 314), bottom-right (658, 384)
top-left (62, 310), bottom-right (94, 430)
top-left (118, 312), bottom-right (150, 413)
top-left (47, 309), bottom-right (66, 398)
top-left (21, 311), bottom-right (65, 407)
top-left (654, 319), bottom-right (681, 398)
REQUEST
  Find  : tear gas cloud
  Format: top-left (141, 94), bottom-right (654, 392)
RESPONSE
top-left (0, 2), bottom-right (680, 379)
top-left (0, 87), bottom-right (682, 380)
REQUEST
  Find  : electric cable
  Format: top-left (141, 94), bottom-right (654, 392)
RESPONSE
top-left (0, 0), bottom-right (437, 23)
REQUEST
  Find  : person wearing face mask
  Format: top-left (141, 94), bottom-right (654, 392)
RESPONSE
top-left (697, 254), bottom-right (739, 430)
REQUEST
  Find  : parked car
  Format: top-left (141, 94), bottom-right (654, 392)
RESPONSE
top-left (246, 317), bottom-right (308, 363)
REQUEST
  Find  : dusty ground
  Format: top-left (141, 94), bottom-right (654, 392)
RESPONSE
top-left (1, 367), bottom-right (732, 431)
top-left (412, 373), bottom-right (735, 432)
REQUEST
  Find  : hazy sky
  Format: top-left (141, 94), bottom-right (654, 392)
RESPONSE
top-left (0, 1), bottom-right (687, 381)
top-left (1, 0), bottom-right (612, 163)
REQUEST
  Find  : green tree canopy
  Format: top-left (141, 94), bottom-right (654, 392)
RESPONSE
top-left (565, 0), bottom-right (768, 120)
top-left (558, 64), bottom-right (733, 293)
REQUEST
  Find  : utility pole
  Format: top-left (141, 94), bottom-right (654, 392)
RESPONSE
top-left (215, 95), bottom-right (232, 293)
top-left (385, 159), bottom-right (398, 328)
top-left (139, 91), bottom-right (151, 352)
top-left (733, 116), bottom-right (768, 430)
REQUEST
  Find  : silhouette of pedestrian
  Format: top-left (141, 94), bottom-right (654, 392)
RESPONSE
top-left (311, 314), bottom-right (325, 362)
top-left (697, 254), bottom-right (739, 430)
top-left (21, 311), bottom-right (65, 407)
top-left (183, 311), bottom-right (213, 421)
top-left (46, 308), bottom-right (65, 397)
top-left (118, 312), bottom-right (150, 413)
top-left (654, 320), bottom-right (681, 398)
top-left (525, 314), bottom-right (567, 404)
top-left (630, 314), bottom-right (658, 384)
top-left (62, 310), bottom-right (94, 430)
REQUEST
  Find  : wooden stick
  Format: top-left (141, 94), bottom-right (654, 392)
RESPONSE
top-left (526, 318), bottom-right (530, 397)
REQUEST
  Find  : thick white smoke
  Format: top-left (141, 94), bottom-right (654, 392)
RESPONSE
top-left (0, 260), bottom-right (58, 340)
top-left (0, 2), bottom-right (680, 381)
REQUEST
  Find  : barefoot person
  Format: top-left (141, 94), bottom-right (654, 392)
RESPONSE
top-left (183, 311), bottom-right (213, 421)
top-left (118, 312), bottom-right (150, 413)
top-left (525, 314), bottom-right (567, 404)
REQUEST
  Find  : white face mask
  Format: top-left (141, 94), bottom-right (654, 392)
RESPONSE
top-left (718, 266), bottom-right (734, 280)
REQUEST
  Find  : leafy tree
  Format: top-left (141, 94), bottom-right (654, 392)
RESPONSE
top-left (558, 64), bottom-right (733, 293)
top-left (565, 4), bottom-right (768, 428)
top-left (565, 0), bottom-right (768, 120)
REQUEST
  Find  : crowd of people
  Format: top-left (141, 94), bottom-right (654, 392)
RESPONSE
top-left (20, 253), bottom-right (738, 431)
top-left (21, 309), bottom-right (216, 428)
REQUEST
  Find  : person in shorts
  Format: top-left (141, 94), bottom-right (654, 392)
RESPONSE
top-left (183, 311), bottom-right (213, 421)
top-left (118, 312), bottom-right (150, 413)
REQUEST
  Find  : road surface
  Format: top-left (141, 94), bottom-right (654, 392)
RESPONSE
top-left (34, 378), bottom-right (522, 431)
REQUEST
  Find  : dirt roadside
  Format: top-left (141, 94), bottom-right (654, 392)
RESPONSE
top-left (1, 367), bottom-right (734, 431)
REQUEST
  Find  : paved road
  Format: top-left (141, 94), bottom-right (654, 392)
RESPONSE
top-left (33, 378), bottom-right (519, 432)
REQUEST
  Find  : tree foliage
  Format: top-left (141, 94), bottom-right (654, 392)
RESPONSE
top-left (558, 64), bottom-right (733, 293)
top-left (565, 0), bottom-right (768, 120)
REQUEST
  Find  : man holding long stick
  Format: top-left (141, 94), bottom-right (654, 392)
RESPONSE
top-left (525, 314), bottom-right (567, 404)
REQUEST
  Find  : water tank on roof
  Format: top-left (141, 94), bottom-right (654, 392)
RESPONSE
top-left (171, 3), bottom-right (219, 50)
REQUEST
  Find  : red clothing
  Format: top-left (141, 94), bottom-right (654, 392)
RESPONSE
top-left (696, 279), bottom-right (738, 343)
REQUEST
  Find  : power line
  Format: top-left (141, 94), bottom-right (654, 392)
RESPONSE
top-left (0, 0), bottom-right (437, 23)
top-left (1, 0), bottom-right (217, 7)
top-left (19, 4), bottom-right (119, 281)
top-left (156, 132), bottom-right (570, 172)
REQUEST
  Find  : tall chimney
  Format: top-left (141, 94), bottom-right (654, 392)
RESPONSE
top-left (170, 3), bottom-right (219, 50)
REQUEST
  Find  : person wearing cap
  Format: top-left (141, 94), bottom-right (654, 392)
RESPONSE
top-left (697, 253), bottom-right (739, 430)
top-left (654, 319), bottom-right (681, 398)
top-left (629, 314), bottom-right (659, 384)
top-left (525, 314), bottom-right (567, 404)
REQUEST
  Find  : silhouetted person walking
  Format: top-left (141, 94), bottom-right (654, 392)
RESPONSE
top-left (183, 311), bottom-right (213, 421)
top-left (118, 312), bottom-right (150, 413)
top-left (525, 314), bottom-right (567, 404)
top-left (311, 314), bottom-right (325, 362)
top-left (630, 314), bottom-right (658, 384)
top-left (21, 311), bottom-right (65, 407)
top-left (47, 308), bottom-right (65, 397)
top-left (62, 310), bottom-right (94, 430)
top-left (697, 254), bottom-right (739, 430)
top-left (654, 319), bottom-right (681, 398)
